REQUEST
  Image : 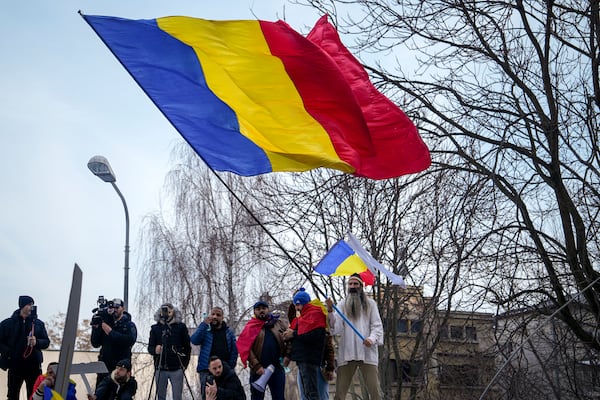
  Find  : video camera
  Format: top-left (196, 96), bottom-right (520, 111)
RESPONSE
top-left (91, 296), bottom-right (115, 327)
top-left (159, 306), bottom-right (172, 337)
top-left (160, 305), bottom-right (169, 321)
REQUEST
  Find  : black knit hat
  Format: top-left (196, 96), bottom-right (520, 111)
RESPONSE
top-left (18, 295), bottom-right (34, 309)
top-left (116, 359), bottom-right (132, 372)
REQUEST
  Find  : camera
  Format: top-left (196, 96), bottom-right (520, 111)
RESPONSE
top-left (159, 306), bottom-right (172, 337)
top-left (91, 296), bottom-right (115, 327)
top-left (160, 306), bottom-right (169, 321)
top-left (30, 305), bottom-right (37, 319)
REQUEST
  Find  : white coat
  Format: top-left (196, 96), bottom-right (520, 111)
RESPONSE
top-left (328, 297), bottom-right (383, 366)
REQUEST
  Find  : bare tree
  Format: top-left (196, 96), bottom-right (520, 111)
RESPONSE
top-left (136, 2), bottom-right (599, 397)
top-left (231, 0), bottom-right (600, 397)
top-left (297, 0), bottom-right (600, 350)
top-left (253, 164), bottom-right (497, 398)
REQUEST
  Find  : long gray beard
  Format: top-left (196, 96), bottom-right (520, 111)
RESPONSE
top-left (345, 291), bottom-right (368, 319)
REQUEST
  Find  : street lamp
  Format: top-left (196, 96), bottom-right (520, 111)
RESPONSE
top-left (87, 155), bottom-right (130, 309)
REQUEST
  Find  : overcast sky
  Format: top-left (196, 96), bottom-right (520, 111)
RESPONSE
top-left (0, 1), bottom-right (321, 324)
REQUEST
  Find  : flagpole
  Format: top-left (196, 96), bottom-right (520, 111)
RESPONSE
top-left (332, 304), bottom-right (365, 341)
top-left (194, 166), bottom-right (369, 342)
top-left (80, 11), bottom-right (365, 339)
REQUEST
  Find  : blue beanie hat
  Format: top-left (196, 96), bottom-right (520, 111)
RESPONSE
top-left (293, 288), bottom-right (311, 305)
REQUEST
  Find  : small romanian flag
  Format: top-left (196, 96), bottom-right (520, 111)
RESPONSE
top-left (314, 240), bottom-right (376, 286)
top-left (44, 387), bottom-right (64, 400)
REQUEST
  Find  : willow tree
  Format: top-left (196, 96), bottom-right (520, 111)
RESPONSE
top-left (138, 145), bottom-right (288, 331)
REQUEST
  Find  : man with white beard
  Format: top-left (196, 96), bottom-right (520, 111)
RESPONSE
top-left (326, 273), bottom-right (383, 400)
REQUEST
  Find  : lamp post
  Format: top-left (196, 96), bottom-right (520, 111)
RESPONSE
top-left (87, 155), bottom-right (130, 309)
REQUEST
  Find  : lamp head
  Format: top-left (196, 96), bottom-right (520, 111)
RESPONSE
top-left (87, 155), bottom-right (116, 182)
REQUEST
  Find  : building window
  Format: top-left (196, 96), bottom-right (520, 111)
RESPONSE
top-left (386, 359), bottom-right (423, 385)
top-left (386, 359), bottom-right (399, 382)
top-left (397, 319), bottom-right (408, 334)
top-left (402, 360), bottom-right (423, 383)
top-left (450, 325), bottom-right (464, 340)
top-left (465, 326), bottom-right (477, 341)
top-left (439, 325), bottom-right (448, 339)
top-left (440, 325), bottom-right (478, 341)
top-left (576, 361), bottom-right (600, 389)
top-left (439, 364), bottom-right (480, 387)
top-left (411, 320), bottom-right (423, 334)
top-left (397, 319), bottom-right (423, 335)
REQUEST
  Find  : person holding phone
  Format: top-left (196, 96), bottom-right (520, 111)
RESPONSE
top-left (0, 296), bottom-right (50, 400)
top-left (190, 307), bottom-right (238, 389)
top-left (203, 356), bottom-right (245, 400)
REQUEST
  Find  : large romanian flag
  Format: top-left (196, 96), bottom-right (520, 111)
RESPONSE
top-left (82, 14), bottom-right (430, 179)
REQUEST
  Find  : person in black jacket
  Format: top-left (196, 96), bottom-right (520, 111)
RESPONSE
top-left (148, 303), bottom-right (191, 400)
top-left (203, 356), bottom-right (246, 400)
top-left (90, 298), bottom-right (137, 386)
top-left (282, 289), bottom-right (326, 400)
top-left (0, 296), bottom-right (50, 400)
top-left (88, 359), bottom-right (137, 400)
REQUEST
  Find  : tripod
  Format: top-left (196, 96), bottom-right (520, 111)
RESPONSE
top-left (147, 323), bottom-right (195, 400)
top-left (147, 325), bottom-right (168, 400)
top-left (176, 346), bottom-right (195, 400)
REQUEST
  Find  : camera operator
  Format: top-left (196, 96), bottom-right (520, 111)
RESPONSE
top-left (203, 356), bottom-right (245, 400)
top-left (148, 303), bottom-right (191, 400)
top-left (0, 296), bottom-right (50, 400)
top-left (90, 298), bottom-right (137, 386)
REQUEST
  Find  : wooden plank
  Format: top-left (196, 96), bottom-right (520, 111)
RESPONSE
top-left (55, 264), bottom-right (82, 399)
